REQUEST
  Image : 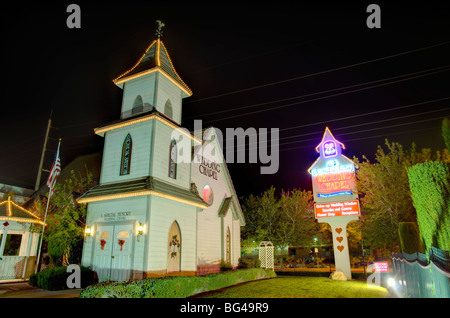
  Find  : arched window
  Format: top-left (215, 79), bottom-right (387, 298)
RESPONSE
top-left (132, 95), bottom-right (143, 114)
top-left (169, 140), bottom-right (177, 179)
top-left (164, 99), bottom-right (173, 119)
top-left (120, 134), bottom-right (132, 175)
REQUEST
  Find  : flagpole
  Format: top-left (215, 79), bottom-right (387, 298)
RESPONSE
top-left (34, 194), bottom-right (50, 274)
top-left (34, 138), bottom-right (61, 274)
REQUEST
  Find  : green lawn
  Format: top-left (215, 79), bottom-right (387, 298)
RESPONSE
top-left (195, 276), bottom-right (389, 298)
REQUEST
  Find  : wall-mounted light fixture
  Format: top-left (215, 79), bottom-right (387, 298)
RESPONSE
top-left (137, 222), bottom-right (144, 242)
top-left (85, 227), bottom-right (91, 237)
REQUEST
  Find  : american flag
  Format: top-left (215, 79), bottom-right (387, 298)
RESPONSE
top-left (47, 140), bottom-right (61, 198)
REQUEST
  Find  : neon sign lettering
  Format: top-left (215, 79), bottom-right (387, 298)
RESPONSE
top-left (310, 160), bottom-right (354, 176)
top-left (316, 171), bottom-right (354, 192)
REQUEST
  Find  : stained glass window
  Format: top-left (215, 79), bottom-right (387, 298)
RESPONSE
top-left (120, 134), bottom-right (132, 175)
top-left (169, 140), bottom-right (177, 179)
top-left (202, 185), bottom-right (213, 205)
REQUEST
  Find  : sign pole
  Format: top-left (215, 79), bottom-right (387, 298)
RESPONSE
top-left (308, 127), bottom-right (361, 280)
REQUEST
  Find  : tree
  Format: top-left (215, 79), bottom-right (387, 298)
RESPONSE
top-left (279, 189), bottom-right (315, 248)
top-left (353, 139), bottom-right (449, 252)
top-left (34, 169), bottom-right (95, 265)
top-left (241, 186), bottom-right (317, 269)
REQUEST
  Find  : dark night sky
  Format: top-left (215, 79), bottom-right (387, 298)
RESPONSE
top-left (1, 2), bottom-right (449, 198)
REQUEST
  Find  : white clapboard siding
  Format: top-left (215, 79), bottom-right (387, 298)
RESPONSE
top-left (121, 73), bottom-right (156, 118)
top-left (232, 219), bottom-right (241, 265)
top-left (99, 120), bottom-right (153, 184)
top-left (81, 196), bottom-right (148, 271)
top-left (146, 196), bottom-right (198, 271)
top-left (191, 133), bottom-right (242, 267)
top-left (154, 73), bottom-right (183, 124)
top-left (150, 119), bottom-right (191, 189)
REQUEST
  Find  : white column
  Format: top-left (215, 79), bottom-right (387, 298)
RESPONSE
top-left (318, 215), bottom-right (359, 280)
top-left (0, 229), bottom-right (8, 257)
top-left (22, 231), bottom-right (34, 279)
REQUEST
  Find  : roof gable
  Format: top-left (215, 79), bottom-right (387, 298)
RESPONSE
top-left (112, 39), bottom-right (192, 97)
top-left (0, 197), bottom-right (44, 225)
top-left (194, 127), bottom-right (246, 226)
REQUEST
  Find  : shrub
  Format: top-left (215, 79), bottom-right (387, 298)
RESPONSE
top-left (28, 266), bottom-right (98, 290)
top-left (80, 268), bottom-right (276, 298)
top-left (238, 257), bottom-right (261, 269)
top-left (407, 161), bottom-right (450, 252)
top-left (219, 260), bottom-right (233, 271)
top-left (398, 222), bottom-right (424, 254)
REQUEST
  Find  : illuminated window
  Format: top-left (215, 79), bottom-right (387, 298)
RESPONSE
top-left (169, 139), bottom-right (177, 179)
top-left (120, 134), bottom-right (132, 175)
top-left (164, 99), bottom-right (173, 119)
top-left (202, 185), bottom-right (213, 205)
top-left (132, 95), bottom-right (144, 114)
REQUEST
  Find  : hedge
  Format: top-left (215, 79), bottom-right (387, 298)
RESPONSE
top-left (29, 266), bottom-right (98, 290)
top-left (407, 161), bottom-right (450, 252)
top-left (79, 268), bottom-right (276, 298)
top-left (398, 222), bottom-right (424, 254)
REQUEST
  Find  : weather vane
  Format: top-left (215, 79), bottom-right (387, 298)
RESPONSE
top-left (156, 20), bottom-right (165, 38)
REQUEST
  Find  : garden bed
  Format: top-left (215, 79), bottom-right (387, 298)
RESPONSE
top-left (79, 268), bottom-right (276, 298)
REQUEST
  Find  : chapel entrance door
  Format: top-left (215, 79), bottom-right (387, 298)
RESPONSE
top-left (110, 223), bottom-right (133, 281)
top-left (167, 221), bottom-right (181, 273)
top-left (92, 224), bottom-right (114, 282)
top-left (92, 223), bottom-right (134, 282)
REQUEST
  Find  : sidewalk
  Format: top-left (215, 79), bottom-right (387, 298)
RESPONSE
top-left (0, 281), bottom-right (83, 298)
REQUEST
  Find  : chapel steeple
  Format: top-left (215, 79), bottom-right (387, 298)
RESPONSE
top-left (112, 26), bottom-right (192, 97)
top-left (112, 22), bottom-right (192, 125)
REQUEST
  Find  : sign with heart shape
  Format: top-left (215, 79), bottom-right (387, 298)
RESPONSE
top-left (308, 128), bottom-right (360, 279)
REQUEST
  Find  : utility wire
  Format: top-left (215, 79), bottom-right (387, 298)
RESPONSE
top-left (198, 67), bottom-right (450, 125)
top-left (278, 127), bottom-right (438, 152)
top-left (185, 41), bottom-right (450, 104)
top-left (243, 116), bottom-right (448, 152)
top-left (278, 107), bottom-right (450, 142)
top-left (206, 96), bottom-right (450, 146)
top-left (186, 65), bottom-right (449, 120)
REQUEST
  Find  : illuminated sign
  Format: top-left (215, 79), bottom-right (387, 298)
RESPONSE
top-left (309, 128), bottom-right (358, 204)
top-left (323, 140), bottom-right (337, 158)
top-left (374, 262), bottom-right (389, 272)
top-left (310, 159), bottom-right (355, 176)
top-left (311, 160), bottom-right (356, 199)
top-left (314, 200), bottom-right (360, 218)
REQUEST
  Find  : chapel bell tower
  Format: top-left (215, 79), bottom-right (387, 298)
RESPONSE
top-left (112, 22), bottom-right (192, 125)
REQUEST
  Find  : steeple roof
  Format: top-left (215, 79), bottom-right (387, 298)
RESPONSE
top-left (113, 38), bottom-right (192, 97)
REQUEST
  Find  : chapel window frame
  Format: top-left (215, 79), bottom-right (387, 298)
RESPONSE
top-left (120, 133), bottom-right (132, 175)
top-left (168, 139), bottom-right (177, 179)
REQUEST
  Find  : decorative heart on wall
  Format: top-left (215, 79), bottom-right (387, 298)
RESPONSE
top-left (336, 236), bottom-right (343, 243)
top-left (335, 228), bottom-right (342, 234)
top-left (337, 245), bottom-right (344, 252)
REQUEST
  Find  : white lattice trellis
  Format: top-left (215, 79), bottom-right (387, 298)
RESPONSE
top-left (259, 241), bottom-right (274, 270)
